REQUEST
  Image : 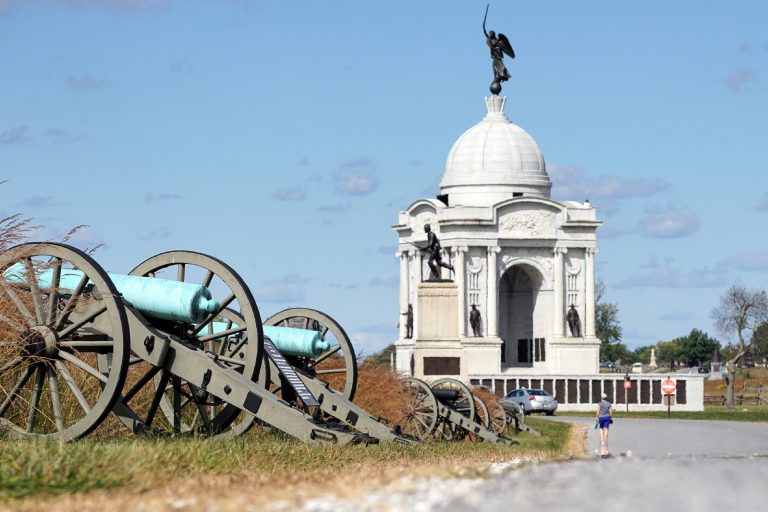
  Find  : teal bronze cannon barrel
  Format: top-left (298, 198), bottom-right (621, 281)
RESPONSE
top-left (203, 320), bottom-right (330, 358)
top-left (2, 263), bottom-right (220, 324)
top-left (263, 325), bottom-right (330, 357)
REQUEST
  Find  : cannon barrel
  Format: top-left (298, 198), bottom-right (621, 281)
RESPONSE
top-left (263, 325), bottom-right (330, 357)
top-left (432, 388), bottom-right (461, 402)
top-left (204, 320), bottom-right (330, 358)
top-left (3, 263), bottom-right (220, 324)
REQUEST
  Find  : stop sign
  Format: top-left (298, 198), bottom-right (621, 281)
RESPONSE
top-left (661, 378), bottom-right (676, 395)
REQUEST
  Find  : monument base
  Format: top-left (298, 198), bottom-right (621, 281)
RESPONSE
top-left (416, 281), bottom-right (458, 340)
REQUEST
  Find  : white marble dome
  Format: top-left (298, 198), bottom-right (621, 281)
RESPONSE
top-left (440, 95), bottom-right (551, 206)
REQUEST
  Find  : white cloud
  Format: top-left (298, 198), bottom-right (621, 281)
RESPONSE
top-left (549, 165), bottom-right (669, 202)
top-left (272, 186), bottom-right (306, 202)
top-left (252, 273), bottom-right (310, 303)
top-left (66, 73), bottom-right (111, 90)
top-left (754, 192), bottom-right (768, 212)
top-left (718, 250), bottom-right (768, 273)
top-left (0, 126), bottom-right (29, 145)
top-left (659, 310), bottom-right (697, 322)
top-left (333, 156), bottom-right (381, 196)
top-left (369, 276), bottom-right (398, 288)
top-left (316, 203), bottom-right (349, 214)
top-left (143, 192), bottom-right (181, 204)
top-left (638, 206), bottom-right (700, 238)
top-left (46, 128), bottom-right (86, 144)
top-left (19, 196), bottom-right (62, 209)
top-left (349, 323), bottom-right (396, 357)
top-left (725, 67), bottom-right (760, 94)
top-left (137, 226), bottom-right (171, 241)
top-left (169, 61), bottom-right (193, 75)
top-left (597, 225), bottom-right (633, 240)
top-left (617, 257), bottom-right (724, 288)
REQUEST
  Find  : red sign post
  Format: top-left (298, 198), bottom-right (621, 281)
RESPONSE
top-left (662, 377), bottom-right (676, 417)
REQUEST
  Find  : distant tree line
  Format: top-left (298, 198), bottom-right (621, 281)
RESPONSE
top-left (596, 278), bottom-right (768, 412)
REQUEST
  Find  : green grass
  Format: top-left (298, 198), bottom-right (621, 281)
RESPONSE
top-left (0, 421), bottom-right (572, 500)
top-left (557, 404), bottom-right (768, 422)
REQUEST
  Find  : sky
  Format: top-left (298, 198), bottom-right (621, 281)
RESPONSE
top-left (1, 0), bottom-right (767, 355)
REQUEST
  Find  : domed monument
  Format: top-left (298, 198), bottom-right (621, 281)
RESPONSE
top-left (393, 16), bottom-right (602, 387)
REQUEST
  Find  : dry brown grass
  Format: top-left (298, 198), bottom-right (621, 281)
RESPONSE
top-left (704, 367), bottom-right (768, 394)
top-left (472, 385), bottom-right (501, 408)
top-left (351, 361), bottom-right (411, 426)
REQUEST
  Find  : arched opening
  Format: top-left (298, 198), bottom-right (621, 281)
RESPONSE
top-left (498, 265), bottom-right (543, 368)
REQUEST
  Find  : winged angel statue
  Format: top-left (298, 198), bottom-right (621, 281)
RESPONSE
top-left (483, 4), bottom-right (515, 94)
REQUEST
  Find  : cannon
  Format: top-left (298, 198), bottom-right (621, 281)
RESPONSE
top-left (395, 377), bottom-right (516, 445)
top-left (0, 243), bottom-right (376, 444)
top-left (210, 308), bottom-right (416, 443)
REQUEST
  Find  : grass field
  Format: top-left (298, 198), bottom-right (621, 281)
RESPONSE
top-left (0, 418), bottom-right (571, 501)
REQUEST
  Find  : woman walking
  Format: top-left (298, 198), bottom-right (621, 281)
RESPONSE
top-left (595, 392), bottom-right (613, 458)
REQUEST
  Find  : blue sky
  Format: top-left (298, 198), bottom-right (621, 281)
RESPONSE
top-left (1, 0), bottom-right (767, 355)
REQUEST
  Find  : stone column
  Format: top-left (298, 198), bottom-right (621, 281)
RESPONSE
top-left (585, 247), bottom-right (598, 337)
top-left (453, 246), bottom-right (468, 337)
top-left (553, 247), bottom-right (568, 337)
top-left (413, 249), bottom-right (423, 284)
top-left (398, 250), bottom-right (409, 339)
top-left (410, 249), bottom-right (421, 339)
top-left (487, 246), bottom-right (501, 337)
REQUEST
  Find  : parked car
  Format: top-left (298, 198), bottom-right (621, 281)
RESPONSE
top-left (502, 388), bottom-right (558, 416)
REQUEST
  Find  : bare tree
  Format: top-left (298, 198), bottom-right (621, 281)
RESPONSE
top-left (711, 285), bottom-right (768, 411)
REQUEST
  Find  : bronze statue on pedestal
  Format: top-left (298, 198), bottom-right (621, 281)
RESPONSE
top-left (483, 4), bottom-right (515, 95)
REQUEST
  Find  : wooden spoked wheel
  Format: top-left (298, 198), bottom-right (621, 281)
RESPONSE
top-left (430, 378), bottom-right (476, 421)
top-left (488, 400), bottom-right (508, 434)
top-left (265, 308), bottom-right (357, 400)
top-left (395, 377), bottom-right (438, 440)
top-left (106, 251), bottom-right (263, 436)
top-left (430, 378), bottom-right (476, 441)
top-left (0, 243), bottom-right (129, 440)
top-left (473, 393), bottom-right (491, 429)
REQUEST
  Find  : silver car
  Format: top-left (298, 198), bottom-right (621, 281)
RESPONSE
top-left (502, 388), bottom-right (558, 415)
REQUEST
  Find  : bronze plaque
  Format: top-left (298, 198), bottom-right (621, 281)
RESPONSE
top-left (423, 357), bottom-right (460, 375)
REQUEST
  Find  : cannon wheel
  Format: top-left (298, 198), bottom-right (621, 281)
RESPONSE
top-left (0, 243), bottom-right (129, 440)
top-left (488, 400), bottom-right (508, 435)
top-left (430, 377), bottom-right (476, 423)
top-left (109, 250), bottom-right (263, 436)
top-left (224, 307), bottom-right (358, 437)
top-left (473, 393), bottom-right (491, 428)
top-left (430, 378), bottom-right (476, 441)
top-left (395, 377), bottom-right (438, 440)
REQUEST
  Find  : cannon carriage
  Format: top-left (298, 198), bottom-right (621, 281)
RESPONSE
top-left (218, 307), bottom-right (416, 443)
top-left (396, 377), bottom-right (516, 445)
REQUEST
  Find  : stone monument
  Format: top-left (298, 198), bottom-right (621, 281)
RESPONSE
top-left (393, 91), bottom-right (601, 379)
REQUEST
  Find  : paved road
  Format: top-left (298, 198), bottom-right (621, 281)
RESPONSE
top-left (286, 418), bottom-right (768, 512)
top-left (548, 415), bottom-right (768, 457)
